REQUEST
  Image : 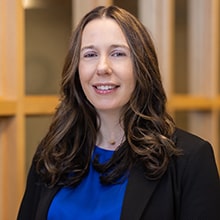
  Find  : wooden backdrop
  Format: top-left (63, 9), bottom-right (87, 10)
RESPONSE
top-left (0, 0), bottom-right (219, 219)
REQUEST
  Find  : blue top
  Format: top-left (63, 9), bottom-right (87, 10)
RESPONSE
top-left (48, 146), bottom-right (128, 220)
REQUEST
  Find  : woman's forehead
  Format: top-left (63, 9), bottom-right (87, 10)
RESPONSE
top-left (81, 18), bottom-right (128, 48)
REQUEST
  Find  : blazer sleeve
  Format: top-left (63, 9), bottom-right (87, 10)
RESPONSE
top-left (17, 164), bottom-right (42, 220)
top-left (178, 140), bottom-right (220, 220)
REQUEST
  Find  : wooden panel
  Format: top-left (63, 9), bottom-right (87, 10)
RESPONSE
top-left (0, 119), bottom-right (7, 220)
top-left (24, 95), bottom-right (59, 115)
top-left (0, 117), bottom-right (25, 220)
top-left (0, 100), bottom-right (16, 115)
top-left (188, 0), bottom-right (218, 96)
top-left (188, 0), bottom-right (219, 168)
top-left (168, 95), bottom-right (220, 110)
top-left (2, 95), bottom-right (219, 117)
top-left (173, 0), bottom-right (188, 93)
top-left (0, 0), bottom-right (219, 219)
top-left (138, 0), bottom-right (174, 96)
top-left (0, 0), bottom-right (25, 219)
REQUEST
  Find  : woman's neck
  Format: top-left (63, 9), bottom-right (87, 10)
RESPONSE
top-left (96, 111), bottom-right (125, 150)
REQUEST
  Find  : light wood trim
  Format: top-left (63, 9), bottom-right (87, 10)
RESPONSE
top-left (188, 0), bottom-right (214, 96)
top-left (0, 120), bottom-right (7, 220)
top-left (187, 0), bottom-right (219, 170)
top-left (168, 95), bottom-right (220, 110)
top-left (15, 0), bottom-right (25, 217)
top-left (0, 0), bottom-right (25, 219)
top-left (138, 0), bottom-right (174, 96)
top-left (0, 100), bottom-right (16, 115)
top-left (2, 95), bottom-right (220, 117)
top-left (209, 0), bottom-right (220, 169)
top-left (24, 95), bottom-right (59, 115)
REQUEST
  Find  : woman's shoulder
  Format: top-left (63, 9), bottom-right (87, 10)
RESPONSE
top-left (171, 128), bottom-right (220, 180)
top-left (173, 127), bottom-right (213, 156)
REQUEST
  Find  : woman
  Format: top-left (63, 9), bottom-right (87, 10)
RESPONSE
top-left (17, 5), bottom-right (220, 220)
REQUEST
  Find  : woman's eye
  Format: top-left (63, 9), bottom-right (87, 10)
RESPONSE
top-left (83, 52), bottom-right (97, 58)
top-left (111, 51), bottom-right (126, 57)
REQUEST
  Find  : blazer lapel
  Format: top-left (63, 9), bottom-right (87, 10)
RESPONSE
top-left (35, 185), bottom-right (60, 220)
top-left (120, 165), bottom-right (161, 220)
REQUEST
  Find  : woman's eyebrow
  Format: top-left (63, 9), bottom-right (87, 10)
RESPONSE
top-left (81, 44), bottom-right (129, 51)
top-left (110, 44), bottom-right (130, 50)
top-left (80, 45), bottom-right (95, 52)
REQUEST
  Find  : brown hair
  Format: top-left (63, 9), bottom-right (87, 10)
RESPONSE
top-left (34, 5), bottom-right (181, 187)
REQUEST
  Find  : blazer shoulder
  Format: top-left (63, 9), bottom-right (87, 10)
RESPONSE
top-left (173, 127), bottom-right (213, 155)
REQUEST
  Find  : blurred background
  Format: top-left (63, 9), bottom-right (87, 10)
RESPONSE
top-left (0, 0), bottom-right (220, 219)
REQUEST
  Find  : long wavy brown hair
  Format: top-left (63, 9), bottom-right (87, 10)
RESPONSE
top-left (34, 5), bottom-right (181, 187)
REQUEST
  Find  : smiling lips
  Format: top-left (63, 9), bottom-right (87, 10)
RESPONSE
top-left (93, 84), bottom-right (119, 94)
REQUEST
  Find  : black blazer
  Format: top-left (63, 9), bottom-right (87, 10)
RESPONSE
top-left (17, 128), bottom-right (220, 220)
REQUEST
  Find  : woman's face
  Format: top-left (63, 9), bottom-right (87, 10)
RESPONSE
top-left (78, 18), bottom-right (136, 114)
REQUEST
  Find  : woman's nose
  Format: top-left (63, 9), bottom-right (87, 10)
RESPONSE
top-left (96, 56), bottom-right (112, 75)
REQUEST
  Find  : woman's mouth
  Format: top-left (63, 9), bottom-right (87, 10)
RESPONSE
top-left (96, 85), bottom-right (117, 91)
top-left (93, 84), bottom-right (119, 94)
